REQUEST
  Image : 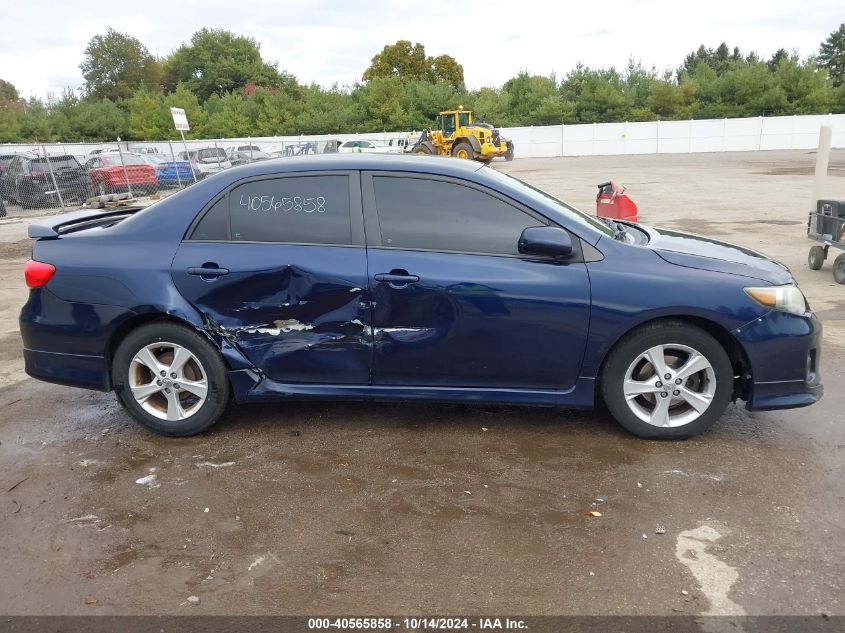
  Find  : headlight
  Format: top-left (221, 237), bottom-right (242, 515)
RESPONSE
top-left (744, 285), bottom-right (808, 315)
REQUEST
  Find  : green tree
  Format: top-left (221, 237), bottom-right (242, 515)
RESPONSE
top-left (819, 24), bottom-right (845, 86)
top-left (49, 91), bottom-right (128, 141)
top-left (292, 84), bottom-right (365, 134)
top-left (0, 79), bottom-right (19, 102)
top-left (0, 99), bottom-right (23, 143)
top-left (502, 72), bottom-right (560, 124)
top-left (162, 83), bottom-right (208, 138)
top-left (430, 55), bottom-right (464, 89)
top-left (362, 76), bottom-right (415, 130)
top-left (647, 80), bottom-right (697, 119)
top-left (127, 87), bottom-right (168, 140)
top-left (772, 55), bottom-right (833, 113)
top-left (164, 29), bottom-right (289, 101)
top-left (17, 99), bottom-right (53, 142)
top-left (363, 41), bottom-right (464, 88)
top-left (80, 28), bottom-right (162, 101)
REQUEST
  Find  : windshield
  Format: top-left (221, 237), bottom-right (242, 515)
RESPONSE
top-left (483, 169), bottom-right (614, 238)
top-left (458, 112), bottom-right (470, 127)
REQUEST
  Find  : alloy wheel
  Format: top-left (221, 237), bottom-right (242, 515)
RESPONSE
top-left (622, 344), bottom-right (716, 428)
top-left (128, 342), bottom-right (208, 421)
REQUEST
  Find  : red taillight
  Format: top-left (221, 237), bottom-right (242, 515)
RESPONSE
top-left (24, 259), bottom-right (56, 288)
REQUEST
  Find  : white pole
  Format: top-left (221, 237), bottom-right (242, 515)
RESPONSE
top-left (180, 130), bottom-right (197, 183)
top-left (655, 120), bottom-right (660, 154)
top-left (168, 140), bottom-right (182, 189)
top-left (116, 142), bottom-right (134, 199)
top-left (811, 126), bottom-right (832, 211)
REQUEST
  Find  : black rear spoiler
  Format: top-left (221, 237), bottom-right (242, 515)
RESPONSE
top-left (28, 207), bottom-right (144, 239)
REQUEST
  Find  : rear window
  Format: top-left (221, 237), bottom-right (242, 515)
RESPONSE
top-left (197, 148), bottom-right (226, 162)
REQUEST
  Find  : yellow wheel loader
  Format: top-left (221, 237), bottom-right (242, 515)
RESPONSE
top-left (411, 107), bottom-right (514, 163)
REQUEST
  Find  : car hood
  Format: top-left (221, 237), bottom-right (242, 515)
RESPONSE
top-left (641, 225), bottom-right (793, 285)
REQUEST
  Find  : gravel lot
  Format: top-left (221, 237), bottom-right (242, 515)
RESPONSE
top-left (0, 150), bottom-right (843, 617)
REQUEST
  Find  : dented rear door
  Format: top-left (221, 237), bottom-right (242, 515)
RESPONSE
top-left (171, 171), bottom-right (371, 385)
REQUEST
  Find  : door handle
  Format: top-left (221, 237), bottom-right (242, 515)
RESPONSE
top-left (374, 272), bottom-right (420, 285)
top-left (187, 266), bottom-right (229, 278)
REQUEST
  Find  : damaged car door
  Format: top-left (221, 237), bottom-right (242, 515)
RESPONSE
top-left (171, 171), bottom-right (371, 385)
top-left (362, 172), bottom-right (591, 392)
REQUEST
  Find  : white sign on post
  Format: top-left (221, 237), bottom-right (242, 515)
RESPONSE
top-left (170, 107), bottom-right (190, 131)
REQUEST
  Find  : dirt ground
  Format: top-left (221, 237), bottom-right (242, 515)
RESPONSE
top-left (0, 150), bottom-right (843, 617)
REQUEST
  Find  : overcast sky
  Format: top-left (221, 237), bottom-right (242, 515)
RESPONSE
top-left (1, 0), bottom-right (842, 99)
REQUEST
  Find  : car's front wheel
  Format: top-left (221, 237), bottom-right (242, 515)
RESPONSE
top-left (601, 321), bottom-right (734, 439)
top-left (112, 322), bottom-right (230, 436)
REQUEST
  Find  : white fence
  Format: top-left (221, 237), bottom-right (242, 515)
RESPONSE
top-left (501, 114), bottom-right (845, 158)
top-left (2, 114), bottom-right (844, 159)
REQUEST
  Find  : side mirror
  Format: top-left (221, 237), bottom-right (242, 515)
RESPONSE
top-left (518, 226), bottom-right (574, 258)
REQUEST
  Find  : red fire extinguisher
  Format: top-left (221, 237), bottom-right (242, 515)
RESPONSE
top-left (596, 181), bottom-right (638, 223)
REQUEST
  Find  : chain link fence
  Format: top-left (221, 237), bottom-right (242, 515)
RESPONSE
top-left (0, 132), bottom-right (418, 217)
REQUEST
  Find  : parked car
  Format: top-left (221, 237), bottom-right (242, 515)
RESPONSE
top-left (130, 146), bottom-right (161, 155)
top-left (0, 152), bottom-right (19, 177)
top-left (85, 153), bottom-right (157, 196)
top-left (178, 148), bottom-right (232, 179)
top-left (0, 153), bottom-right (91, 208)
top-left (88, 147), bottom-right (121, 156)
top-left (20, 154), bottom-right (822, 439)
top-left (144, 155), bottom-right (195, 187)
top-left (226, 144), bottom-right (261, 156)
top-left (228, 150), bottom-right (272, 167)
top-left (337, 139), bottom-right (402, 154)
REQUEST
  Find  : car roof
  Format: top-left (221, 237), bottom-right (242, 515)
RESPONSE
top-left (225, 153), bottom-right (485, 178)
top-left (14, 152), bottom-right (78, 160)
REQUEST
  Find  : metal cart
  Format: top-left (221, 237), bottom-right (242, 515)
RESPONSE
top-left (807, 198), bottom-right (845, 284)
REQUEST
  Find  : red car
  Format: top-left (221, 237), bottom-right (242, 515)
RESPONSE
top-left (84, 153), bottom-right (158, 196)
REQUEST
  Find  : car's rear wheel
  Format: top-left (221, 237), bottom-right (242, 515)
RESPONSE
top-left (600, 321), bottom-right (733, 439)
top-left (112, 322), bottom-right (230, 436)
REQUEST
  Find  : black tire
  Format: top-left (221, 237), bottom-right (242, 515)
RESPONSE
top-left (112, 322), bottom-right (230, 437)
top-left (451, 141), bottom-right (474, 160)
top-left (19, 185), bottom-right (38, 209)
top-left (96, 180), bottom-right (110, 197)
top-left (504, 144), bottom-right (514, 161)
top-left (808, 245), bottom-right (825, 270)
top-left (600, 320), bottom-right (733, 439)
top-left (834, 254), bottom-right (845, 285)
top-left (413, 143), bottom-right (434, 155)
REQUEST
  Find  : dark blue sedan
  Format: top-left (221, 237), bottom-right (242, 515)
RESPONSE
top-left (19, 154), bottom-right (822, 438)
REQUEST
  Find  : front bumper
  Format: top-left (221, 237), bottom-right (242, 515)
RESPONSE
top-left (735, 310), bottom-right (823, 411)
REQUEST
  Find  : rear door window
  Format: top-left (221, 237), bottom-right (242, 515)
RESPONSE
top-left (228, 175), bottom-right (352, 244)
